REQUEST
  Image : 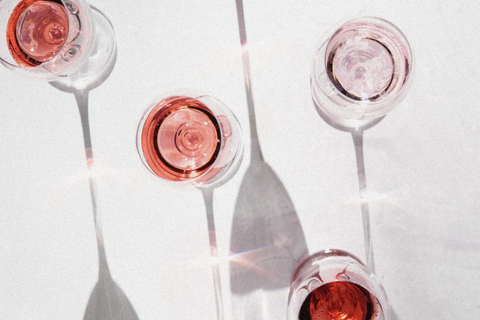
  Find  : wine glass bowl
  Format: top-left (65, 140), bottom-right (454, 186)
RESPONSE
top-left (0, 0), bottom-right (116, 90)
top-left (288, 249), bottom-right (390, 320)
top-left (137, 93), bottom-right (243, 189)
top-left (312, 17), bottom-right (413, 128)
top-left (0, 0), bottom-right (92, 78)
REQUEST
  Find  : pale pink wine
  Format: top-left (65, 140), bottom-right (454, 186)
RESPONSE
top-left (140, 96), bottom-right (222, 182)
top-left (325, 21), bottom-right (410, 102)
top-left (7, 0), bottom-right (69, 67)
top-left (299, 281), bottom-right (378, 320)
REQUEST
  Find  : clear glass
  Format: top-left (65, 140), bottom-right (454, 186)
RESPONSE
top-left (0, 0), bottom-right (116, 88)
top-left (137, 92), bottom-right (243, 189)
top-left (137, 92), bottom-right (243, 320)
top-left (288, 249), bottom-right (390, 320)
top-left (1, 1), bottom-right (125, 318)
top-left (311, 17), bottom-right (413, 128)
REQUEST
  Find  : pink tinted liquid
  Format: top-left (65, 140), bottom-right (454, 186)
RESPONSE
top-left (325, 22), bottom-right (409, 102)
top-left (7, 0), bottom-right (68, 66)
top-left (299, 281), bottom-right (377, 320)
top-left (329, 37), bottom-right (394, 100)
top-left (140, 96), bottom-right (222, 182)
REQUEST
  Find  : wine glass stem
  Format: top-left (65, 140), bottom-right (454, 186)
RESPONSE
top-left (352, 129), bottom-right (375, 273)
top-left (201, 188), bottom-right (225, 320)
top-left (235, 0), bottom-right (263, 163)
top-left (75, 89), bottom-right (110, 277)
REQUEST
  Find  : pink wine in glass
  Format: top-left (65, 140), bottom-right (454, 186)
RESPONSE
top-left (324, 21), bottom-right (410, 103)
top-left (298, 281), bottom-right (379, 320)
top-left (140, 96), bottom-right (224, 182)
top-left (288, 250), bottom-right (389, 320)
top-left (6, 0), bottom-right (69, 67)
top-left (311, 18), bottom-right (412, 126)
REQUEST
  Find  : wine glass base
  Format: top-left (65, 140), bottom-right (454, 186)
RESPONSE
top-left (51, 6), bottom-right (117, 92)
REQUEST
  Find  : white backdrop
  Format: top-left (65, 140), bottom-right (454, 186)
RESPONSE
top-left (1, 0), bottom-right (479, 319)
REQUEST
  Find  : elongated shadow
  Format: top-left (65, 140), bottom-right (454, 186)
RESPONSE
top-left (230, 160), bottom-right (309, 294)
top-left (230, 1), bottom-right (309, 319)
top-left (314, 100), bottom-right (404, 318)
top-left (51, 7), bottom-right (139, 319)
top-left (229, 159), bottom-right (309, 320)
top-left (73, 91), bottom-right (139, 320)
top-left (313, 98), bottom-right (380, 272)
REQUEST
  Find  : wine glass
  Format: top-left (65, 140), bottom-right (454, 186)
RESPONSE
top-left (137, 92), bottom-right (243, 320)
top-left (288, 249), bottom-right (390, 320)
top-left (0, 0), bottom-right (116, 89)
top-left (0, 1), bottom-right (133, 318)
top-left (137, 93), bottom-right (243, 189)
top-left (310, 17), bottom-right (413, 272)
top-left (311, 17), bottom-right (413, 129)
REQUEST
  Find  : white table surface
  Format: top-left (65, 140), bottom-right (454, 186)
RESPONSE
top-left (1, 0), bottom-right (479, 319)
